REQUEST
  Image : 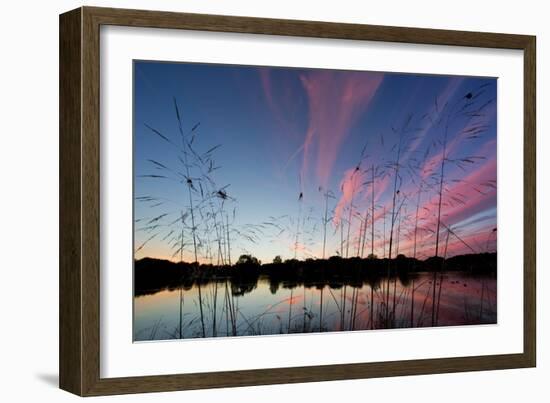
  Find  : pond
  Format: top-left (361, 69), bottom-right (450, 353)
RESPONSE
top-left (134, 271), bottom-right (496, 341)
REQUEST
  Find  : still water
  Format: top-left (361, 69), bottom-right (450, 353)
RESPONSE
top-left (134, 271), bottom-right (496, 341)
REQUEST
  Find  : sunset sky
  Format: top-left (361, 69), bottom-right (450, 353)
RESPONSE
top-left (134, 61), bottom-right (497, 264)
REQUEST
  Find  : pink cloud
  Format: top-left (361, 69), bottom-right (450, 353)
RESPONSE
top-left (332, 167), bottom-right (392, 234)
top-left (299, 71), bottom-right (383, 189)
top-left (333, 167), bottom-right (367, 227)
top-left (402, 77), bottom-right (465, 162)
top-left (259, 69), bottom-right (296, 137)
top-left (421, 102), bottom-right (496, 180)
top-left (405, 157), bottom-right (497, 256)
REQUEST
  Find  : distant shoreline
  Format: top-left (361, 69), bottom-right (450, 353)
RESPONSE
top-left (135, 252), bottom-right (497, 296)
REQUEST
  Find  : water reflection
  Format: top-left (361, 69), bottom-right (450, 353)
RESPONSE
top-left (134, 271), bottom-right (496, 341)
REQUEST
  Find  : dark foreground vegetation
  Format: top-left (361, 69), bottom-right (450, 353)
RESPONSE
top-left (135, 253), bottom-right (496, 296)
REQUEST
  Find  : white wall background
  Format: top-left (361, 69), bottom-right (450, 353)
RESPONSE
top-left (0, 0), bottom-right (546, 401)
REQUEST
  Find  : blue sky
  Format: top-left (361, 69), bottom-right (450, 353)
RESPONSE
top-left (134, 60), bottom-right (497, 263)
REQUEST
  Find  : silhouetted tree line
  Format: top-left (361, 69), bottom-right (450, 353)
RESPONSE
top-left (134, 252), bottom-right (496, 296)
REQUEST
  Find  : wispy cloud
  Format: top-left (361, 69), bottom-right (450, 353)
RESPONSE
top-left (299, 71), bottom-right (384, 189)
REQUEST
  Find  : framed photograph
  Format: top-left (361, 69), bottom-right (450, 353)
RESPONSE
top-left (59, 6), bottom-right (536, 396)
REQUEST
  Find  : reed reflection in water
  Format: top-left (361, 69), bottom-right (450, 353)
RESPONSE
top-left (134, 271), bottom-right (496, 341)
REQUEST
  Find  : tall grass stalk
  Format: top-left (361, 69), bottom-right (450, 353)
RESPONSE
top-left (321, 189), bottom-right (334, 260)
top-left (319, 285), bottom-right (324, 331)
top-left (294, 191), bottom-right (303, 259)
top-left (431, 120), bottom-right (450, 326)
top-left (385, 126), bottom-right (405, 327)
top-left (371, 165), bottom-right (376, 258)
top-left (435, 228), bottom-right (451, 325)
top-left (345, 169), bottom-right (359, 258)
top-left (411, 180), bottom-right (424, 326)
top-left (287, 288), bottom-right (293, 332)
top-left (173, 98), bottom-right (205, 336)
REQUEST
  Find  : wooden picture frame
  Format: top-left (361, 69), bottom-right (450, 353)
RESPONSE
top-left (59, 6), bottom-right (536, 396)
